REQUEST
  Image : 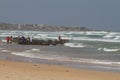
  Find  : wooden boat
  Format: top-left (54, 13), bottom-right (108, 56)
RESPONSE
top-left (12, 37), bottom-right (69, 45)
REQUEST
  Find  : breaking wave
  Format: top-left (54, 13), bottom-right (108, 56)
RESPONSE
top-left (103, 48), bottom-right (120, 52)
top-left (64, 43), bottom-right (86, 48)
top-left (98, 48), bottom-right (120, 52)
top-left (11, 50), bottom-right (120, 66)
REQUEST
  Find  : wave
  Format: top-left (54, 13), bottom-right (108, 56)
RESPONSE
top-left (0, 30), bottom-right (120, 41)
top-left (1, 30), bottom-right (120, 50)
top-left (114, 36), bottom-right (120, 40)
top-left (64, 43), bottom-right (86, 48)
top-left (73, 37), bottom-right (120, 43)
top-left (85, 31), bottom-right (107, 36)
top-left (11, 50), bottom-right (120, 66)
top-left (98, 48), bottom-right (120, 52)
top-left (1, 50), bottom-right (10, 52)
top-left (103, 48), bottom-right (120, 52)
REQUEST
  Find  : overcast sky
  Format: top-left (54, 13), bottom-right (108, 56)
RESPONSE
top-left (0, 0), bottom-right (120, 31)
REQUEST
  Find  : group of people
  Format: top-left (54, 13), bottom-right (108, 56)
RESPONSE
top-left (5, 35), bottom-right (66, 45)
top-left (17, 36), bottom-right (33, 44)
top-left (6, 36), bottom-right (33, 44)
top-left (6, 36), bottom-right (13, 44)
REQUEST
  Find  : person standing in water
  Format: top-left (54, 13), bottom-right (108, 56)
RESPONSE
top-left (6, 36), bottom-right (10, 44)
top-left (58, 35), bottom-right (61, 41)
top-left (27, 36), bottom-right (30, 44)
top-left (30, 36), bottom-right (33, 44)
top-left (9, 36), bottom-right (13, 44)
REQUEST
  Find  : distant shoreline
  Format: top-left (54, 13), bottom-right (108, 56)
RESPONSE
top-left (0, 22), bottom-right (91, 31)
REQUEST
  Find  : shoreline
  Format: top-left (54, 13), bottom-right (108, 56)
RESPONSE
top-left (0, 43), bottom-right (120, 72)
top-left (1, 52), bottom-right (120, 72)
top-left (0, 59), bottom-right (120, 80)
top-left (0, 43), bottom-right (120, 79)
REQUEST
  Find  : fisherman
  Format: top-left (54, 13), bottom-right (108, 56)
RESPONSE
top-left (6, 36), bottom-right (10, 44)
top-left (27, 36), bottom-right (30, 44)
top-left (9, 36), bottom-right (13, 44)
top-left (17, 36), bottom-right (21, 44)
top-left (58, 35), bottom-right (61, 41)
top-left (21, 36), bottom-right (26, 44)
top-left (30, 36), bottom-right (33, 44)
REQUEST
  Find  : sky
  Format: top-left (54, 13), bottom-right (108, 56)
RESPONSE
top-left (0, 0), bottom-right (120, 31)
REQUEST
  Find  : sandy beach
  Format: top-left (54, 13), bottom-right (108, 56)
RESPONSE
top-left (0, 60), bottom-right (119, 80)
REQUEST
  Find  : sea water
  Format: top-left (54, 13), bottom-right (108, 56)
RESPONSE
top-left (0, 30), bottom-right (120, 71)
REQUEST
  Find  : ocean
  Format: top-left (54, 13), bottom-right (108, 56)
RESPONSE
top-left (0, 30), bottom-right (120, 71)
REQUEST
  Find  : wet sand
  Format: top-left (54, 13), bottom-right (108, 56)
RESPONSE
top-left (0, 60), bottom-right (120, 80)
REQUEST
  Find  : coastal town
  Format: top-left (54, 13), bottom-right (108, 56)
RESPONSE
top-left (0, 22), bottom-right (91, 31)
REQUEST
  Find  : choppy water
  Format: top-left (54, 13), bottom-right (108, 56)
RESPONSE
top-left (1, 30), bottom-right (120, 53)
top-left (0, 30), bottom-right (120, 69)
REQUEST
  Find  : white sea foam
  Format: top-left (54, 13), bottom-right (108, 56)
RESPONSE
top-left (98, 48), bottom-right (102, 51)
top-left (11, 51), bottom-right (120, 66)
top-left (0, 30), bottom-right (120, 43)
top-left (98, 48), bottom-right (120, 52)
top-left (103, 48), bottom-right (120, 52)
top-left (65, 31), bottom-right (85, 34)
top-left (11, 51), bottom-right (67, 60)
top-left (103, 35), bottom-right (114, 39)
top-left (24, 48), bottom-right (41, 53)
top-left (11, 52), bottom-right (36, 58)
top-left (114, 36), bottom-right (120, 40)
top-left (73, 37), bottom-right (120, 42)
top-left (31, 48), bottom-right (40, 51)
top-left (1, 50), bottom-right (10, 52)
top-left (1, 30), bottom-right (120, 50)
top-left (64, 43), bottom-right (86, 48)
top-left (66, 58), bottom-right (120, 65)
top-left (103, 32), bottom-right (120, 39)
top-left (1, 40), bottom-right (7, 42)
top-left (85, 31), bottom-right (107, 36)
